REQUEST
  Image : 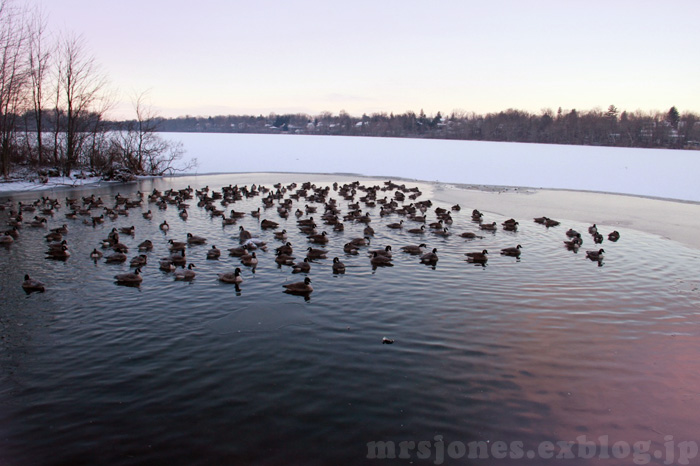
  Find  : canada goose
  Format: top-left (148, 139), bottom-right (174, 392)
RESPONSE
top-left (228, 246), bottom-right (249, 257)
top-left (420, 248), bottom-right (439, 264)
top-left (502, 220), bottom-right (519, 231)
top-left (332, 257), bottom-right (346, 274)
top-left (369, 245), bottom-right (392, 258)
top-left (500, 245), bottom-right (522, 257)
top-left (343, 243), bottom-right (360, 255)
top-left (533, 216), bottom-right (548, 224)
top-left (459, 232), bottom-right (483, 239)
top-left (46, 244), bottom-right (71, 259)
top-left (229, 209), bottom-right (246, 219)
top-left (355, 213), bottom-right (371, 224)
top-left (130, 254), bottom-right (148, 267)
top-left (4, 227), bottom-right (19, 239)
top-left (593, 233), bottom-right (604, 244)
top-left (306, 247), bottom-right (328, 259)
top-left (308, 231), bottom-right (329, 244)
top-left (274, 229), bottom-right (288, 240)
top-left (400, 243), bottom-right (425, 255)
top-left (471, 210), bottom-right (483, 221)
top-left (363, 225), bottom-right (375, 236)
top-left (428, 220), bottom-right (444, 229)
top-left (465, 249), bottom-right (489, 263)
top-left (179, 209), bottom-right (188, 220)
top-left (142, 210), bottom-right (153, 220)
top-left (90, 248), bottom-right (103, 259)
top-left (30, 217), bottom-right (47, 228)
top-left (159, 259), bottom-right (176, 272)
top-left (105, 250), bottom-right (127, 263)
top-left (292, 258), bottom-right (311, 274)
top-left (282, 277), bottom-right (313, 294)
top-left (160, 220), bottom-right (169, 231)
top-left (451, 204), bottom-right (461, 211)
top-left (433, 228), bottom-right (450, 237)
top-left (586, 249), bottom-right (605, 261)
top-left (275, 242), bottom-right (294, 255)
top-left (170, 250), bottom-right (187, 266)
top-left (174, 263), bottom-right (196, 280)
top-left (251, 208), bottom-right (261, 218)
top-left (44, 231), bottom-right (62, 242)
top-left (187, 232), bottom-right (206, 244)
top-left (408, 225), bottom-right (426, 234)
top-left (370, 251), bottom-right (393, 267)
top-left (261, 219), bottom-right (279, 229)
top-left (544, 218), bottom-right (560, 227)
top-left (563, 238), bottom-right (581, 251)
top-left (168, 239), bottom-right (186, 251)
top-left (275, 253), bottom-right (295, 265)
top-left (22, 274), bottom-right (45, 293)
top-left (219, 267), bottom-right (243, 284)
top-left (566, 229), bottom-right (580, 238)
top-left (0, 234), bottom-right (14, 244)
top-left (297, 217), bottom-right (315, 226)
top-left (138, 240), bottom-right (154, 251)
top-left (221, 214), bottom-right (236, 226)
top-left (608, 230), bottom-right (620, 242)
top-left (480, 222), bottom-right (497, 231)
top-left (350, 236), bottom-right (370, 246)
top-left (387, 220), bottom-right (404, 229)
top-left (51, 224), bottom-right (68, 235)
top-left (240, 252), bottom-right (258, 267)
top-left (239, 226), bottom-right (252, 243)
top-left (206, 245), bottom-right (221, 259)
top-left (119, 226), bottom-right (135, 235)
top-left (115, 267), bottom-right (143, 285)
top-left (588, 224), bottom-right (598, 235)
top-left (47, 239), bottom-right (68, 252)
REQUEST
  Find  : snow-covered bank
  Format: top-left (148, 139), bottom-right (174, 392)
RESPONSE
top-left (162, 133), bottom-right (700, 202)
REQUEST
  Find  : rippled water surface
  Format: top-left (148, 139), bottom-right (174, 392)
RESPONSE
top-left (1, 174), bottom-right (700, 465)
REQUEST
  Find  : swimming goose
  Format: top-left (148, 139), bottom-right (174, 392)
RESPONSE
top-left (0, 233), bottom-right (14, 244)
top-left (275, 242), bottom-right (294, 255)
top-left (105, 250), bottom-right (127, 263)
top-left (239, 226), bottom-right (252, 243)
top-left (138, 240), bottom-right (154, 251)
top-left (407, 225), bottom-right (426, 234)
top-left (369, 245), bottom-right (393, 258)
top-left (593, 233), bottom-right (604, 244)
top-left (142, 210), bottom-right (153, 220)
top-left (170, 250), bottom-right (187, 266)
top-left (586, 249), bottom-right (605, 261)
top-left (465, 249), bottom-right (489, 263)
top-left (370, 251), bottom-right (394, 267)
top-left (343, 243), bottom-right (360, 255)
top-left (363, 225), bottom-right (375, 236)
top-left (51, 224), bottom-right (69, 235)
top-left (90, 248), bottom-right (103, 259)
top-left (308, 231), bottom-right (329, 244)
top-left (566, 229), bottom-right (580, 238)
top-left (350, 236), bottom-right (370, 247)
top-left (206, 245), bottom-right (221, 259)
top-left (160, 220), bottom-right (169, 231)
top-left (292, 258), bottom-right (311, 274)
top-left (608, 231), bottom-right (620, 242)
top-left (240, 252), bottom-right (258, 267)
top-left (46, 244), bottom-right (71, 259)
top-left (179, 209), bottom-right (188, 220)
top-left (387, 220), bottom-right (404, 229)
top-left (22, 274), bottom-right (45, 293)
top-left (219, 267), bottom-right (243, 284)
top-left (251, 208), bottom-right (261, 218)
top-left (273, 229), bottom-right (288, 240)
top-left (332, 257), bottom-right (346, 274)
top-left (471, 210), bottom-right (483, 221)
top-left (130, 254), bottom-right (148, 267)
top-left (544, 218), bottom-right (560, 227)
top-left (261, 219), bottom-right (279, 229)
top-left (420, 248), bottom-right (439, 265)
top-left (228, 246), bottom-right (249, 257)
top-left (588, 224), bottom-right (598, 235)
top-left (115, 267), bottom-right (143, 285)
top-left (119, 226), bottom-right (135, 235)
top-left (428, 220), bottom-right (444, 229)
top-left (275, 253), bottom-right (295, 265)
top-left (159, 259), bottom-right (176, 272)
top-left (433, 228), bottom-right (450, 237)
top-left (500, 245), bottom-right (522, 257)
top-left (283, 277), bottom-right (313, 295)
top-left (47, 239), bottom-right (68, 252)
top-left (459, 232), bottom-right (483, 239)
top-left (174, 263), bottom-right (196, 280)
top-left (4, 227), bottom-right (19, 239)
top-left (187, 232), bottom-right (206, 244)
top-left (306, 247), bottom-right (328, 259)
top-left (30, 217), bottom-right (47, 228)
top-left (44, 231), bottom-right (62, 242)
top-left (401, 243), bottom-right (427, 255)
top-left (479, 222), bottom-right (497, 231)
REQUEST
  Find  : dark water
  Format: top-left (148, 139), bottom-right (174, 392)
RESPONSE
top-left (1, 175), bottom-right (700, 466)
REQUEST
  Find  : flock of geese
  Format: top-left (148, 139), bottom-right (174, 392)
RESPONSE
top-left (1, 179), bottom-right (620, 296)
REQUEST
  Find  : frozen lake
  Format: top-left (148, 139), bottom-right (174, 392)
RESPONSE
top-left (164, 133), bottom-right (700, 202)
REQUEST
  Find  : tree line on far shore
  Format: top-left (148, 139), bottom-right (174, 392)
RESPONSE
top-left (152, 105), bottom-right (699, 150)
top-left (0, 0), bottom-right (186, 180)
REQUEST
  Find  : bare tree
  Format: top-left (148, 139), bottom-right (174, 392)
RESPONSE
top-left (27, 4), bottom-right (51, 165)
top-left (57, 33), bottom-right (108, 175)
top-left (112, 90), bottom-right (193, 176)
top-left (0, 0), bottom-right (29, 178)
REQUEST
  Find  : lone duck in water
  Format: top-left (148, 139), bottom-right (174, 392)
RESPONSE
top-left (22, 274), bottom-right (45, 293)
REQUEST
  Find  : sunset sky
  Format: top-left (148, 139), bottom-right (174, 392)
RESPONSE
top-left (42, 0), bottom-right (700, 119)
